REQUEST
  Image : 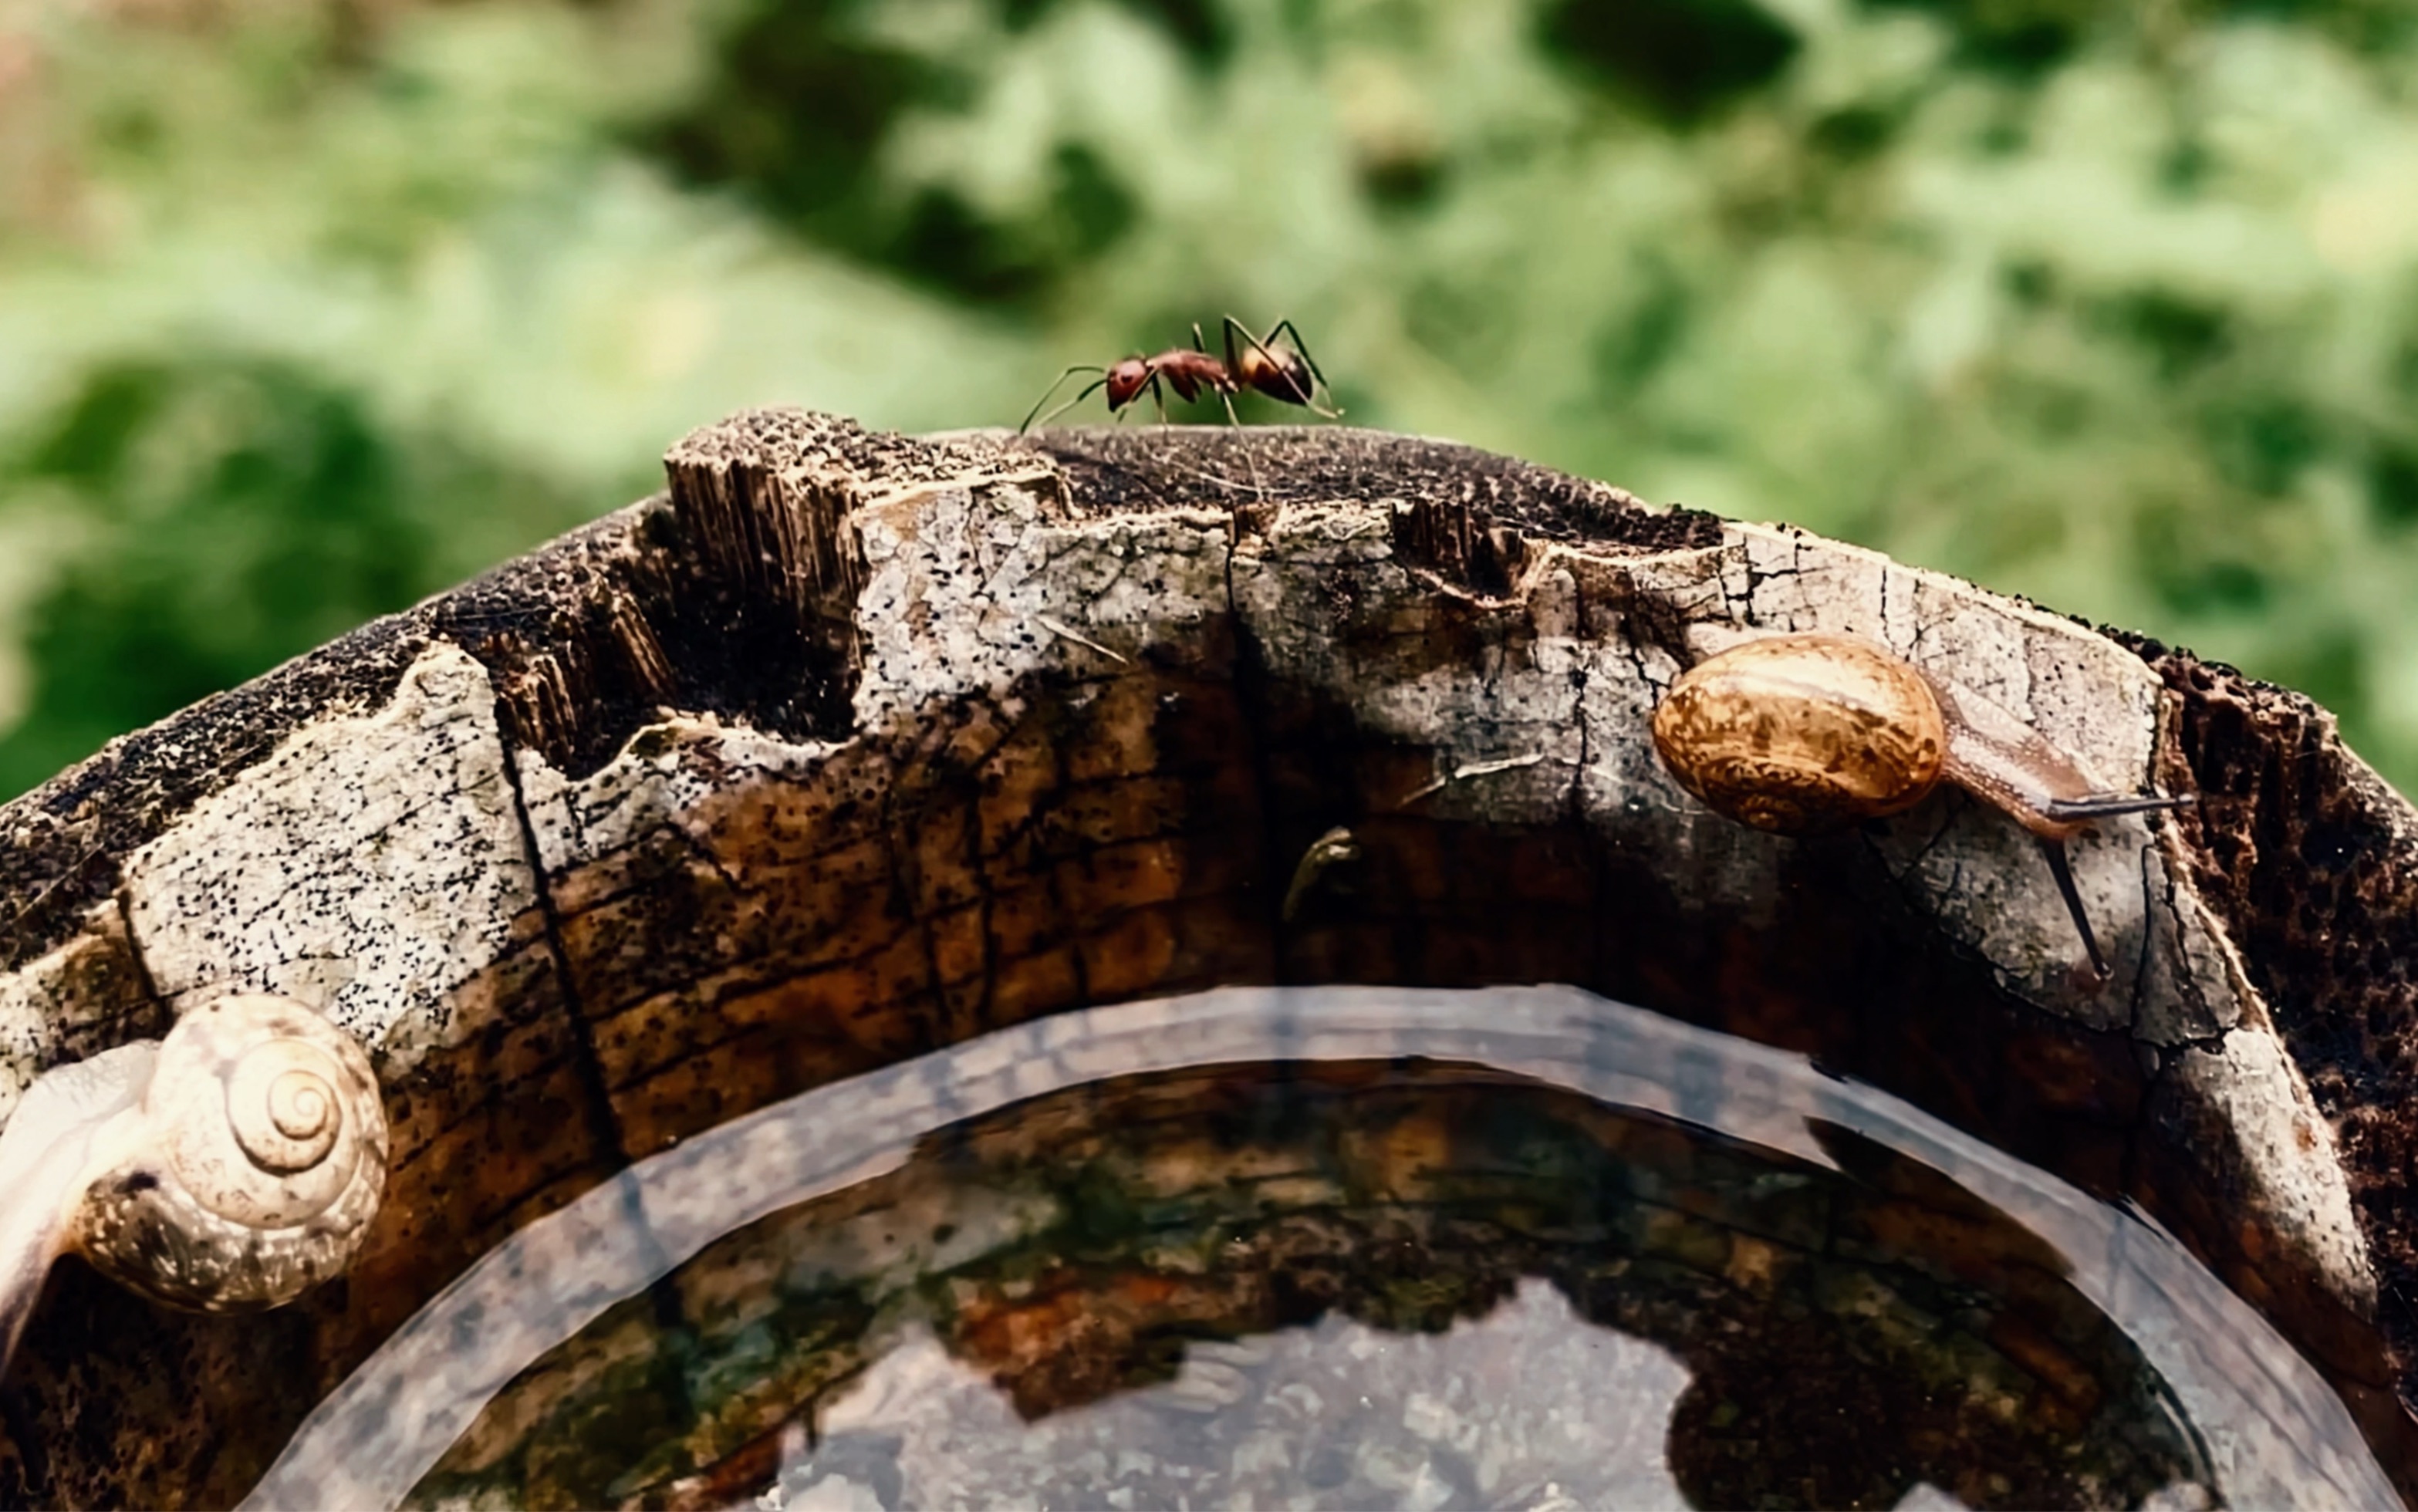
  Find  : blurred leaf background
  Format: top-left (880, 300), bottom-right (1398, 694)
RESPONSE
top-left (2, 0), bottom-right (2416, 797)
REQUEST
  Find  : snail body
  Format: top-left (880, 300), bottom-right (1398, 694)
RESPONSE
top-left (0, 994), bottom-right (387, 1379)
top-left (1651, 633), bottom-right (2190, 977)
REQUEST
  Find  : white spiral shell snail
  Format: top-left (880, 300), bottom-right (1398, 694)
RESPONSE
top-left (0, 994), bottom-right (387, 1378)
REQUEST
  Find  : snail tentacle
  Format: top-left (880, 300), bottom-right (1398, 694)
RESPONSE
top-left (2034, 835), bottom-right (2112, 980)
top-left (1924, 670), bottom-right (2189, 839)
top-left (2037, 791), bottom-right (2197, 823)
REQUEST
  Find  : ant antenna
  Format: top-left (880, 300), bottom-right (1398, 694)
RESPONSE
top-left (1021, 366), bottom-right (1110, 434)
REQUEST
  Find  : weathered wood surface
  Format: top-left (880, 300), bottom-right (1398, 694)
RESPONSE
top-left (0, 408), bottom-right (2413, 1506)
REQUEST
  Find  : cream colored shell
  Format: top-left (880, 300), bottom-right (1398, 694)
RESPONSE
top-left (71, 994), bottom-right (389, 1311)
top-left (1651, 633), bottom-right (1948, 835)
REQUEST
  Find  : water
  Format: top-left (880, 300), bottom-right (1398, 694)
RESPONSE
top-left (243, 986), bottom-right (2394, 1510)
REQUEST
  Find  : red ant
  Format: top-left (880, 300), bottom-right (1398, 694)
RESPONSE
top-left (1019, 316), bottom-right (1341, 433)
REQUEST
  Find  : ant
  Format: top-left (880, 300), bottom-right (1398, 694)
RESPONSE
top-left (1019, 316), bottom-right (1340, 433)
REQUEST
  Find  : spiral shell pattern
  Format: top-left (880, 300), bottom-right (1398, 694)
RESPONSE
top-left (234, 1051), bottom-right (342, 1175)
top-left (73, 994), bottom-right (388, 1312)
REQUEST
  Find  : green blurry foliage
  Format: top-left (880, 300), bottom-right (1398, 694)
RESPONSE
top-left (0, 356), bottom-right (583, 796)
top-left (2, 0), bottom-right (2417, 797)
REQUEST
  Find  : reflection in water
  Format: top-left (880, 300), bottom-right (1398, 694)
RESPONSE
top-left (245, 987), bottom-right (2393, 1511)
top-left (413, 1065), bottom-right (2213, 1509)
top-left (787, 1285), bottom-right (1693, 1512)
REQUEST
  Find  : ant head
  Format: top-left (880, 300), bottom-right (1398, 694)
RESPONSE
top-left (1103, 357), bottom-right (1154, 410)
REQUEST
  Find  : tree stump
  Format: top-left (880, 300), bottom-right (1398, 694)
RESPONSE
top-left (0, 409), bottom-right (2413, 1506)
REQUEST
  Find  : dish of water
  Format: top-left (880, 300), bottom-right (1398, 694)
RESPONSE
top-left (247, 986), bottom-right (2392, 1510)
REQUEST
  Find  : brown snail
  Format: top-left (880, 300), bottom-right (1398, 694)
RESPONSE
top-left (1650, 633), bottom-right (2191, 977)
top-left (0, 994), bottom-right (388, 1379)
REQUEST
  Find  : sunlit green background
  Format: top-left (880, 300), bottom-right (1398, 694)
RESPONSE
top-left (2, 0), bottom-right (2415, 798)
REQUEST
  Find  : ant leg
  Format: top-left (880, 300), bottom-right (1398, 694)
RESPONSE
top-left (1219, 316), bottom-right (1251, 390)
top-left (1021, 366), bottom-right (1109, 433)
top-left (1236, 410), bottom-right (1268, 499)
top-left (1205, 383), bottom-right (1268, 499)
top-left (1256, 318), bottom-right (1342, 417)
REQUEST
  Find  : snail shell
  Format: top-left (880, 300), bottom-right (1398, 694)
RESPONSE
top-left (1651, 633), bottom-right (1947, 835)
top-left (0, 994), bottom-right (387, 1375)
top-left (76, 994), bottom-right (389, 1310)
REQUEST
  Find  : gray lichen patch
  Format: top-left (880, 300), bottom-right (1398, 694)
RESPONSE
top-left (513, 716), bottom-right (843, 884)
top-left (117, 644), bottom-right (537, 1071)
top-left (847, 475), bottom-right (1231, 729)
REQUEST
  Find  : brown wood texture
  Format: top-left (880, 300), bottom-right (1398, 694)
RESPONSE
top-left (0, 410), bottom-right (2413, 1506)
